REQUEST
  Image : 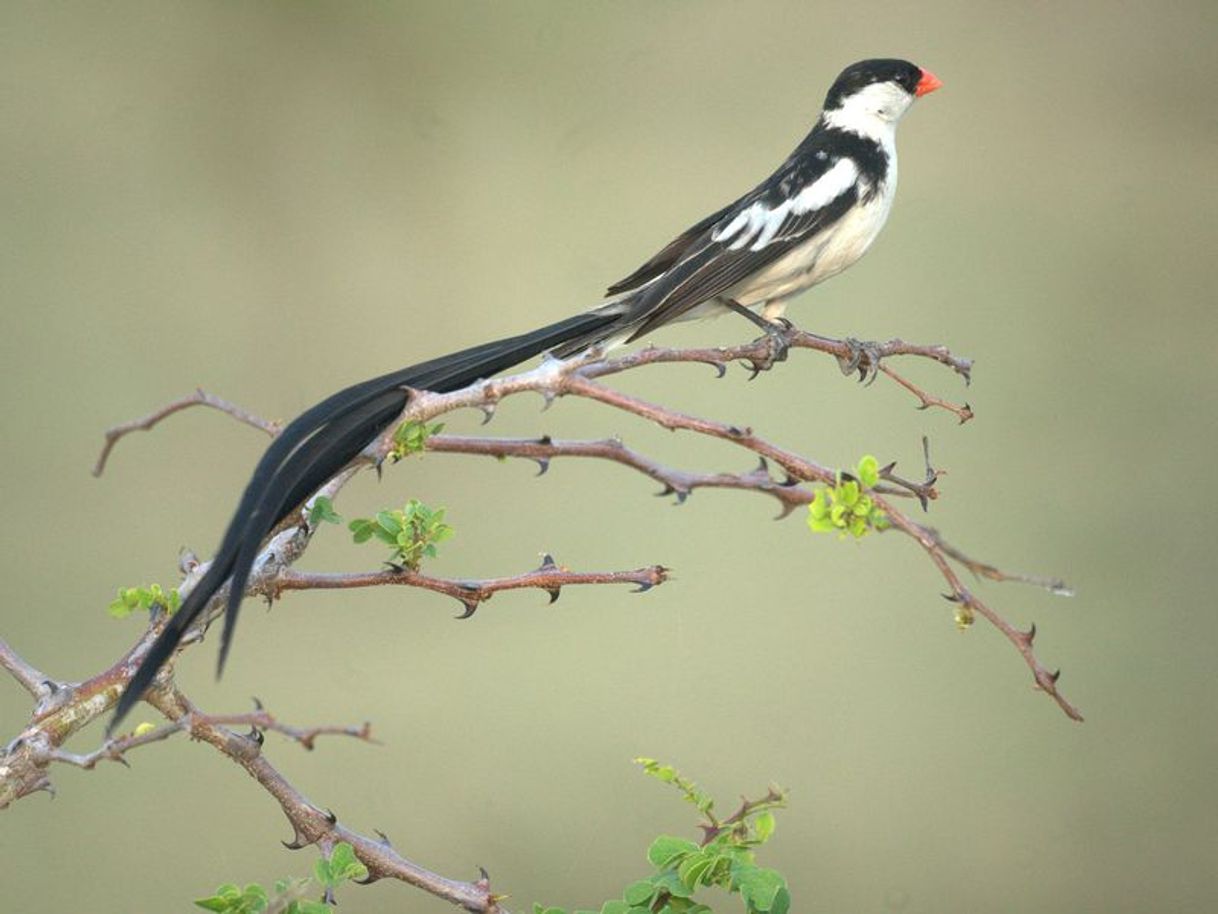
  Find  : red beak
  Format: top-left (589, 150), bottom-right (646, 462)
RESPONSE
top-left (915, 68), bottom-right (943, 97)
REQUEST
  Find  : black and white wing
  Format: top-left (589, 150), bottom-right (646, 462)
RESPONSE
top-left (615, 153), bottom-right (863, 342)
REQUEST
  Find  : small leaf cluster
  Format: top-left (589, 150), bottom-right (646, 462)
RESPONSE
top-left (349, 499), bottom-right (454, 571)
top-left (390, 419), bottom-right (444, 462)
top-left (807, 454), bottom-right (889, 539)
top-left (195, 842), bottom-right (367, 914)
top-left (107, 583), bottom-right (180, 619)
top-left (535, 761), bottom-right (789, 914)
top-left (307, 495), bottom-right (342, 527)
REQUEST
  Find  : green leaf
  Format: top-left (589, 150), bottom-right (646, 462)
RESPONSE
top-left (732, 866), bottom-right (786, 912)
top-left (678, 854), bottom-right (714, 890)
top-left (754, 810), bottom-right (776, 842)
top-left (314, 857), bottom-right (332, 888)
top-left (649, 870), bottom-right (694, 899)
top-left (327, 842), bottom-right (368, 882)
top-left (808, 488), bottom-right (828, 520)
top-left (808, 513), bottom-right (836, 533)
top-left (600, 902), bottom-right (631, 914)
top-left (623, 880), bottom-right (656, 906)
top-left (193, 896), bottom-right (233, 913)
top-left (838, 480), bottom-right (860, 508)
top-left (648, 835), bottom-right (699, 868)
top-left (857, 454), bottom-right (880, 488)
top-left (376, 510), bottom-right (402, 535)
top-left (308, 496), bottom-right (341, 526)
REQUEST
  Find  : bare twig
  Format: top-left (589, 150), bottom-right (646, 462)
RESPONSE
top-left (927, 529), bottom-right (1073, 595)
top-left (0, 637), bottom-right (58, 703)
top-left (877, 507), bottom-right (1082, 721)
top-left (145, 686), bottom-right (509, 913)
top-left (430, 434), bottom-right (816, 516)
top-left (93, 388), bottom-right (279, 477)
top-left (878, 363), bottom-right (974, 423)
top-left (698, 785), bottom-right (787, 846)
top-left (48, 704), bottom-right (375, 771)
top-left (276, 557), bottom-right (669, 619)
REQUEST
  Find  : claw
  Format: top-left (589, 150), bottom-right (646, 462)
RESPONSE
top-left (839, 338), bottom-right (883, 384)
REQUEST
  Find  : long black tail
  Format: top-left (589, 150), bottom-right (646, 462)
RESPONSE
top-left (110, 311), bottom-right (619, 731)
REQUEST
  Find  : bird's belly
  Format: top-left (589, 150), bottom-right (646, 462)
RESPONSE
top-left (731, 192), bottom-right (894, 309)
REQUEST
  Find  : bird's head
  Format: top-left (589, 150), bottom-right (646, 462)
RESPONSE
top-left (821, 59), bottom-right (941, 137)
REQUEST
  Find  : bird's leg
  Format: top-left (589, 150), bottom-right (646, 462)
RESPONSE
top-left (719, 298), bottom-right (792, 377)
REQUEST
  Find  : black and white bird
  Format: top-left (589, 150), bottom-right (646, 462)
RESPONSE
top-left (111, 58), bottom-right (941, 730)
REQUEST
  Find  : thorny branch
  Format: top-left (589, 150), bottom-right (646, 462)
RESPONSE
top-left (92, 387), bottom-right (280, 477)
top-left (3, 325), bottom-right (1076, 913)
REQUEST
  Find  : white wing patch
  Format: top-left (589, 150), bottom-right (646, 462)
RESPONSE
top-left (710, 158), bottom-right (860, 253)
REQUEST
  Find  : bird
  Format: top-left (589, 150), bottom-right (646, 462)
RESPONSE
top-left (109, 58), bottom-right (940, 731)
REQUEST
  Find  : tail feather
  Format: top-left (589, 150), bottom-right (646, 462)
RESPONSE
top-left (110, 310), bottom-right (617, 731)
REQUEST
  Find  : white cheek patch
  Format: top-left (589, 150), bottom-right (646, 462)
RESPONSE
top-left (711, 158), bottom-right (859, 253)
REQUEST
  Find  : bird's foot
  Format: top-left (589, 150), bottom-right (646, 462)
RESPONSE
top-left (838, 337), bottom-right (884, 385)
top-left (745, 318), bottom-right (794, 380)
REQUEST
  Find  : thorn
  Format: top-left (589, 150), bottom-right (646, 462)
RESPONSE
top-left (673, 489), bottom-right (689, 505)
top-left (941, 592), bottom-right (960, 603)
top-left (252, 696), bottom-right (264, 711)
top-left (373, 459), bottom-right (384, 481)
top-left (384, 561), bottom-right (406, 574)
top-left (773, 502), bottom-right (798, 521)
top-left (880, 461), bottom-right (898, 475)
top-left (324, 808), bottom-right (338, 825)
top-left (282, 826), bottom-right (309, 850)
top-left (1049, 669), bottom-right (1062, 684)
top-left (711, 361), bottom-right (727, 379)
top-left (479, 403), bottom-right (497, 425)
top-left (1026, 623), bottom-right (1037, 643)
top-left (546, 587), bottom-right (561, 604)
top-left (455, 599), bottom-right (478, 620)
top-left (247, 727), bottom-right (264, 747)
top-left (539, 389), bottom-right (557, 411)
top-left (476, 866), bottom-right (491, 888)
top-left (532, 457), bottom-right (550, 476)
top-left (375, 829), bottom-right (392, 847)
top-left (655, 484), bottom-right (676, 498)
top-left (959, 404), bottom-right (973, 424)
top-left (632, 581), bottom-right (655, 593)
top-left (538, 553), bottom-right (557, 571)
top-left (538, 434), bottom-right (552, 446)
top-left (779, 474), bottom-right (799, 487)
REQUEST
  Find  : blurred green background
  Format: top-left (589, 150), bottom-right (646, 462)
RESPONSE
top-left (3, 2), bottom-right (1216, 912)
